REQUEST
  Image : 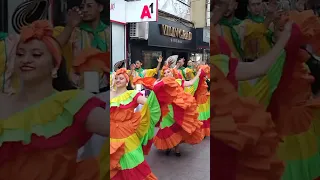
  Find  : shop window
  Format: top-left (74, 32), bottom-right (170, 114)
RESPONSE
top-left (141, 51), bottom-right (163, 69)
top-left (0, 0), bottom-right (8, 32)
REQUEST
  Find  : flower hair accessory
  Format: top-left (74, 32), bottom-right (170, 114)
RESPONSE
top-left (116, 68), bottom-right (129, 82)
top-left (20, 20), bottom-right (61, 69)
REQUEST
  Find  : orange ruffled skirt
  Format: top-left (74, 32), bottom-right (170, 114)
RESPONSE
top-left (211, 65), bottom-right (284, 180)
top-left (0, 144), bottom-right (100, 180)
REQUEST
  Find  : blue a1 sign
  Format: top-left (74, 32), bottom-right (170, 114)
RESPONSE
top-left (125, 0), bottom-right (158, 23)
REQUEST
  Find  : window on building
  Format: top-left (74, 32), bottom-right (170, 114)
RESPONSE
top-left (206, 0), bottom-right (210, 27)
top-left (141, 51), bottom-right (163, 69)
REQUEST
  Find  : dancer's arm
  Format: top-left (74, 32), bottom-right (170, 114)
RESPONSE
top-left (137, 96), bottom-right (147, 105)
top-left (155, 56), bottom-right (163, 72)
top-left (184, 69), bottom-right (201, 87)
top-left (86, 107), bottom-right (109, 137)
top-left (235, 22), bottom-right (292, 81)
top-left (56, 7), bottom-right (82, 46)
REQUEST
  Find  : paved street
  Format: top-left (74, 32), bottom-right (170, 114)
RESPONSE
top-left (146, 136), bottom-right (210, 180)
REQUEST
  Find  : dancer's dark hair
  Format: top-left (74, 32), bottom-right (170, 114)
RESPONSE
top-left (52, 57), bottom-right (77, 91)
top-left (51, 37), bottom-right (76, 91)
top-left (127, 82), bottom-right (134, 90)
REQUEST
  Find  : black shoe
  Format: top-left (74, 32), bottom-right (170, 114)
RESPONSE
top-left (165, 149), bottom-right (171, 156)
top-left (175, 152), bottom-right (181, 157)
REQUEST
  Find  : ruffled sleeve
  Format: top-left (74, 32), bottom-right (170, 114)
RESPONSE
top-left (73, 48), bottom-right (110, 73)
top-left (132, 77), bottom-right (157, 90)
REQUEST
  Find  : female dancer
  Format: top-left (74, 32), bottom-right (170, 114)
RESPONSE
top-left (110, 68), bottom-right (160, 179)
top-left (265, 9), bottom-right (320, 180)
top-left (169, 59), bottom-right (211, 137)
top-left (211, 0), bottom-right (294, 179)
top-left (133, 65), bottom-right (205, 156)
top-left (0, 20), bottom-right (108, 179)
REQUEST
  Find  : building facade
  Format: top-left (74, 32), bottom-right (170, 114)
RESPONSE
top-left (191, 0), bottom-right (210, 63)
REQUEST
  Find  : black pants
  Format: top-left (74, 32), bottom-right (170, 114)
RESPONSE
top-left (92, 87), bottom-right (110, 94)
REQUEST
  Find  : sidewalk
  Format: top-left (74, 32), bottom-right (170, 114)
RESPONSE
top-left (146, 137), bottom-right (210, 180)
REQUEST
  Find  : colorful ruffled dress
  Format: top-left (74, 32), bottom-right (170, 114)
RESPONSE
top-left (110, 89), bottom-right (160, 179)
top-left (183, 66), bottom-right (210, 137)
top-left (133, 77), bottom-right (204, 151)
top-left (211, 27), bottom-right (284, 180)
top-left (0, 90), bottom-right (106, 179)
top-left (266, 11), bottom-right (320, 180)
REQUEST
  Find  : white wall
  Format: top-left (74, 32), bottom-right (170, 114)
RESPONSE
top-left (111, 22), bottom-right (126, 70)
top-left (158, 0), bottom-right (191, 21)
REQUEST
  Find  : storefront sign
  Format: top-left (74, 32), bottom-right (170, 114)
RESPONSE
top-left (111, 0), bottom-right (158, 24)
top-left (148, 17), bottom-right (196, 50)
top-left (159, 24), bottom-right (192, 40)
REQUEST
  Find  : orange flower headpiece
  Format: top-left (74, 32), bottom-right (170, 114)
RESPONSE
top-left (115, 68), bottom-right (129, 82)
top-left (73, 48), bottom-right (110, 73)
top-left (20, 20), bottom-right (62, 69)
top-left (161, 65), bottom-right (180, 78)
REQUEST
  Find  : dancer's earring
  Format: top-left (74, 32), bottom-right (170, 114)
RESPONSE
top-left (51, 68), bottom-right (58, 78)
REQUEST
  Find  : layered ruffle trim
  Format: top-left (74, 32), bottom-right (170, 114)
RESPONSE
top-left (73, 48), bottom-right (110, 73)
top-left (288, 10), bottom-right (320, 55)
top-left (0, 90), bottom-right (103, 146)
top-left (110, 141), bottom-right (125, 179)
top-left (0, 145), bottom-right (100, 180)
top-left (110, 91), bottom-right (161, 178)
top-left (267, 24), bottom-right (320, 136)
top-left (110, 90), bottom-right (141, 107)
top-left (211, 65), bottom-right (284, 179)
top-left (111, 160), bottom-right (157, 180)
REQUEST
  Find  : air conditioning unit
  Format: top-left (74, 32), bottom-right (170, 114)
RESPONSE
top-left (129, 22), bottom-right (149, 40)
